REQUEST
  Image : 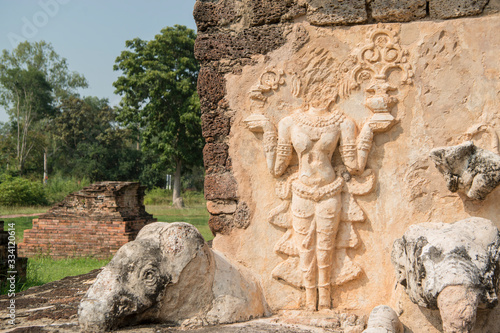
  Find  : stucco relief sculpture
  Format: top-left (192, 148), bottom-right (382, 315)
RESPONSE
top-left (391, 217), bottom-right (500, 333)
top-left (430, 140), bottom-right (500, 200)
top-left (244, 25), bottom-right (413, 310)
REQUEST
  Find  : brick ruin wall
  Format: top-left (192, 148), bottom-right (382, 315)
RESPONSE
top-left (18, 182), bottom-right (156, 259)
top-left (194, 0), bottom-right (500, 236)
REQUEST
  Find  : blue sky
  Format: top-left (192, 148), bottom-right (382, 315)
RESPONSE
top-left (0, 0), bottom-right (197, 122)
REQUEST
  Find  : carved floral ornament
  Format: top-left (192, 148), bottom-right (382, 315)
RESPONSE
top-left (249, 68), bottom-right (285, 107)
top-left (343, 24), bottom-right (414, 90)
top-left (244, 24), bottom-right (414, 311)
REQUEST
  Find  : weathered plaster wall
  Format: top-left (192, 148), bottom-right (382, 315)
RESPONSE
top-left (195, 1), bottom-right (500, 332)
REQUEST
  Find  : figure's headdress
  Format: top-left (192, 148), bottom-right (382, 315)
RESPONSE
top-left (291, 47), bottom-right (343, 106)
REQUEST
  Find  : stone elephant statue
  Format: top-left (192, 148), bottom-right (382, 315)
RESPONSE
top-left (79, 222), bottom-right (269, 331)
top-left (392, 217), bottom-right (500, 333)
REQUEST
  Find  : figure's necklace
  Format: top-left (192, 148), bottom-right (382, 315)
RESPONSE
top-left (293, 110), bottom-right (345, 141)
top-left (293, 110), bottom-right (345, 128)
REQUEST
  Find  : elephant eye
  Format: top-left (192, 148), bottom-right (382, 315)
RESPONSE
top-left (142, 268), bottom-right (158, 286)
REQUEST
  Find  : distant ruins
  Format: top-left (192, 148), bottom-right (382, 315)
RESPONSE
top-left (19, 182), bottom-right (156, 259)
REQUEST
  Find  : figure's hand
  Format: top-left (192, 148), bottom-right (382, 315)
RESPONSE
top-left (244, 114), bottom-right (273, 133)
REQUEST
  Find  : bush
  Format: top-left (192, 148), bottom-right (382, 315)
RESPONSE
top-left (182, 190), bottom-right (205, 206)
top-left (44, 173), bottom-right (90, 204)
top-left (0, 175), bottom-right (48, 206)
top-left (0, 173), bottom-right (91, 207)
top-left (144, 188), bottom-right (172, 205)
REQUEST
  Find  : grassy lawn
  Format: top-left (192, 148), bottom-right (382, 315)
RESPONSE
top-left (0, 205), bottom-right (47, 216)
top-left (0, 256), bottom-right (111, 294)
top-left (25, 256), bottom-right (111, 287)
top-left (1, 199), bottom-right (210, 295)
top-left (2, 216), bottom-right (39, 243)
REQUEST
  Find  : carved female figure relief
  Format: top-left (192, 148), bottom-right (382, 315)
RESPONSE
top-left (244, 26), bottom-right (413, 311)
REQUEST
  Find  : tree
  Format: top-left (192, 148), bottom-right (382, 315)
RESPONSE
top-left (0, 121), bottom-right (16, 172)
top-left (0, 41), bottom-right (87, 102)
top-left (113, 25), bottom-right (202, 205)
top-left (0, 41), bottom-right (88, 175)
top-left (50, 96), bottom-right (141, 182)
top-left (0, 67), bottom-right (53, 174)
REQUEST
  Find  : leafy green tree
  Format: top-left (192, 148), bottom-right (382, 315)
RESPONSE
top-left (0, 121), bottom-right (16, 172)
top-left (113, 25), bottom-right (202, 205)
top-left (135, 148), bottom-right (168, 189)
top-left (0, 41), bottom-right (88, 175)
top-left (0, 67), bottom-right (54, 174)
top-left (50, 96), bottom-right (140, 182)
top-left (0, 41), bottom-right (87, 102)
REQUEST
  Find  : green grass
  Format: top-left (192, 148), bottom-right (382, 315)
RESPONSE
top-left (1, 256), bottom-right (110, 295)
top-left (2, 200), bottom-right (212, 243)
top-left (146, 204), bottom-right (212, 242)
top-left (2, 216), bottom-right (38, 243)
top-left (0, 205), bottom-right (47, 216)
top-left (27, 256), bottom-right (111, 286)
top-left (1, 213), bottom-right (110, 295)
top-left (1, 204), bottom-right (212, 245)
top-left (144, 188), bottom-right (206, 206)
top-left (145, 189), bottom-right (211, 241)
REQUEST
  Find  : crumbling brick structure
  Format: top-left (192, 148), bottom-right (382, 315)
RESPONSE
top-left (18, 182), bottom-right (156, 259)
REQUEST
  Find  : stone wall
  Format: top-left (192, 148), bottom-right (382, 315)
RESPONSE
top-left (18, 182), bottom-right (156, 259)
top-left (195, 0), bottom-right (500, 332)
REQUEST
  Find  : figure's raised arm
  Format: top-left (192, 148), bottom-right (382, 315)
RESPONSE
top-left (340, 118), bottom-right (358, 173)
top-left (274, 117), bottom-right (293, 177)
top-left (245, 114), bottom-right (293, 177)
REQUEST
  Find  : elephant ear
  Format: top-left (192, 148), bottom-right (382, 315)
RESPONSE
top-left (156, 222), bottom-right (207, 284)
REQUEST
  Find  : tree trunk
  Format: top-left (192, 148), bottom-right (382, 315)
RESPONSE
top-left (136, 124), bottom-right (141, 150)
top-left (15, 91), bottom-right (22, 175)
top-left (43, 149), bottom-right (48, 185)
top-left (16, 90), bottom-right (34, 176)
top-left (172, 159), bottom-right (184, 208)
